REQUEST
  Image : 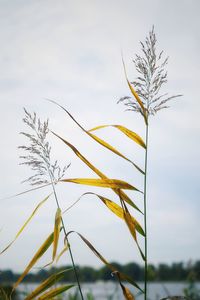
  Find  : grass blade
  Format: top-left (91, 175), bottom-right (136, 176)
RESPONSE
top-left (47, 99), bottom-right (144, 161)
top-left (56, 237), bottom-right (69, 263)
top-left (52, 132), bottom-right (142, 213)
top-left (24, 269), bottom-right (71, 300)
top-left (136, 242), bottom-right (146, 262)
top-left (120, 283), bottom-right (135, 300)
top-left (13, 231), bottom-right (54, 290)
top-left (45, 101), bottom-right (144, 177)
top-left (77, 232), bottom-right (111, 266)
top-left (61, 178), bottom-right (140, 191)
top-left (47, 100), bottom-right (144, 173)
top-left (52, 208), bottom-right (62, 261)
top-left (86, 131), bottom-right (144, 174)
top-left (123, 208), bottom-right (145, 261)
top-left (83, 192), bottom-right (144, 236)
top-left (114, 272), bottom-right (135, 300)
top-left (38, 284), bottom-right (75, 300)
top-left (122, 57), bottom-right (147, 124)
top-left (0, 287), bottom-right (9, 300)
top-left (88, 124), bottom-right (146, 149)
top-left (67, 231), bottom-right (143, 292)
top-left (0, 194), bottom-right (51, 255)
top-left (124, 210), bottom-right (137, 241)
top-left (0, 183), bottom-right (52, 202)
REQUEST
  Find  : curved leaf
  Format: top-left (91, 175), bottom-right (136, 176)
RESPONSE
top-left (124, 210), bottom-right (137, 241)
top-left (13, 231), bottom-right (54, 290)
top-left (0, 194), bottom-right (51, 255)
top-left (87, 131), bottom-right (144, 174)
top-left (67, 231), bottom-right (143, 293)
top-left (52, 208), bottom-right (62, 261)
top-left (52, 132), bottom-right (142, 213)
top-left (25, 269), bottom-right (71, 300)
top-left (61, 178), bottom-right (140, 191)
top-left (123, 209), bottom-right (145, 261)
top-left (56, 238), bottom-right (69, 263)
top-left (88, 124), bottom-right (146, 149)
top-left (81, 192), bottom-right (144, 236)
top-left (99, 195), bottom-right (144, 236)
top-left (136, 241), bottom-right (146, 262)
top-left (120, 283), bottom-right (135, 300)
top-left (122, 57), bottom-right (148, 124)
top-left (46, 100), bottom-right (144, 211)
top-left (114, 271), bottom-right (135, 300)
top-left (47, 99), bottom-right (144, 173)
top-left (38, 284), bottom-right (75, 300)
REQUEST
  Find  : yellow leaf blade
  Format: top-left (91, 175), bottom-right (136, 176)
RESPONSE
top-left (97, 194), bottom-right (144, 236)
top-left (0, 194), bottom-right (51, 255)
top-left (13, 231), bottom-right (54, 290)
top-left (119, 272), bottom-right (143, 293)
top-left (122, 57), bottom-right (148, 124)
top-left (121, 283), bottom-right (135, 300)
top-left (114, 271), bottom-right (139, 299)
top-left (83, 192), bottom-right (144, 236)
top-left (52, 208), bottom-right (62, 261)
top-left (77, 232), bottom-right (111, 267)
top-left (67, 231), bottom-right (143, 292)
top-left (24, 270), bottom-right (71, 300)
top-left (123, 210), bottom-right (146, 261)
top-left (52, 132), bottom-right (142, 213)
top-left (56, 238), bottom-right (69, 263)
top-left (38, 284), bottom-right (75, 300)
top-left (87, 131), bottom-right (144, 174)
top-left (89, 124), bottom-right (146, 149)
top-left (62, 191), bottom-right (144, 236)
top-left (124, 210), bottom-right (137, 242)
top-left (61, 178), bottom-right (140, 191)
top-left (46, 101), bottom-right (144, 173)
top-left (114, 125), bottom-right (146, 148)
top-left (47, 104), bottom-right (143, 209)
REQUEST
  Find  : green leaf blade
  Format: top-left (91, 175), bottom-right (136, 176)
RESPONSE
top-left (38, 284), bottom-right (75, 300)
top-left (25, 270), bottom-right (71, 300)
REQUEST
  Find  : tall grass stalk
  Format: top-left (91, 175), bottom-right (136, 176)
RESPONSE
top-left (19, 109), bottom-right (84, 300)
top-left (49, 173), bottom-right (84, 300)
top-left (119, 26), bottom-right (181, 299)
top-left (144, 120), bottom-right (149, 300)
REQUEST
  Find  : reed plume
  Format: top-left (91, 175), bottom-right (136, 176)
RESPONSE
top-left (118, 26), bottom-right (181, 116)
top-left (19, 108), bottom-right (68, 186)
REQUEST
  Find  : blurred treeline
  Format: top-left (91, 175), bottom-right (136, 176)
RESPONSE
top-left (1, 261), bottom-right (200, 283)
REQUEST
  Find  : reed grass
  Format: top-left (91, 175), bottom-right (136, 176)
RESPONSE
top-left (18, 109), bottom-right (84, 299)
top-left (0, 27), bottom-right (181, 300)
top-left (118, 26), bottom-right (181, 300)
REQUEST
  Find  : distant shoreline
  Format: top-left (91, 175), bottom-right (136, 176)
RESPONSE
top-left (1, 261), bottom-right (200, 283)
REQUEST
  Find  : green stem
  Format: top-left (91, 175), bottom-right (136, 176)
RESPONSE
top-left (144, 121), bottom-right (149, 300)
top-left (48, 171), bottom-right (84, 300)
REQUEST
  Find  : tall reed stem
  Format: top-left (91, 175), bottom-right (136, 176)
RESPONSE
top-left (48, 170), bottom-right (84, 300)
top-left (144, 120), bottom-right (149, 300)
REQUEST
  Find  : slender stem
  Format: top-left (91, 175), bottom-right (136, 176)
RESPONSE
top-left (144, 120), bottom-right (149, 300)
top-left (48, 171), bottom-right (84, 300)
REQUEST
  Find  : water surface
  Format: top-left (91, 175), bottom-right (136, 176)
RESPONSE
top-left (18, 281), bottom-right (200, 299)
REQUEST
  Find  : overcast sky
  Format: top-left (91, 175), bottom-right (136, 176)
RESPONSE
top-left (0, 0), bottom-right (200, 273)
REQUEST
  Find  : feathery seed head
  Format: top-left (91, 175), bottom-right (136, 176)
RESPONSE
top-left (118, 26), bottom-right (182, 116)
top-left (19, 108), bottom-right (69, 186)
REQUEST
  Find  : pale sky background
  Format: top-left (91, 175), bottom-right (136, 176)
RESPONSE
top-left (0, 0), bottom-right (199, 273)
